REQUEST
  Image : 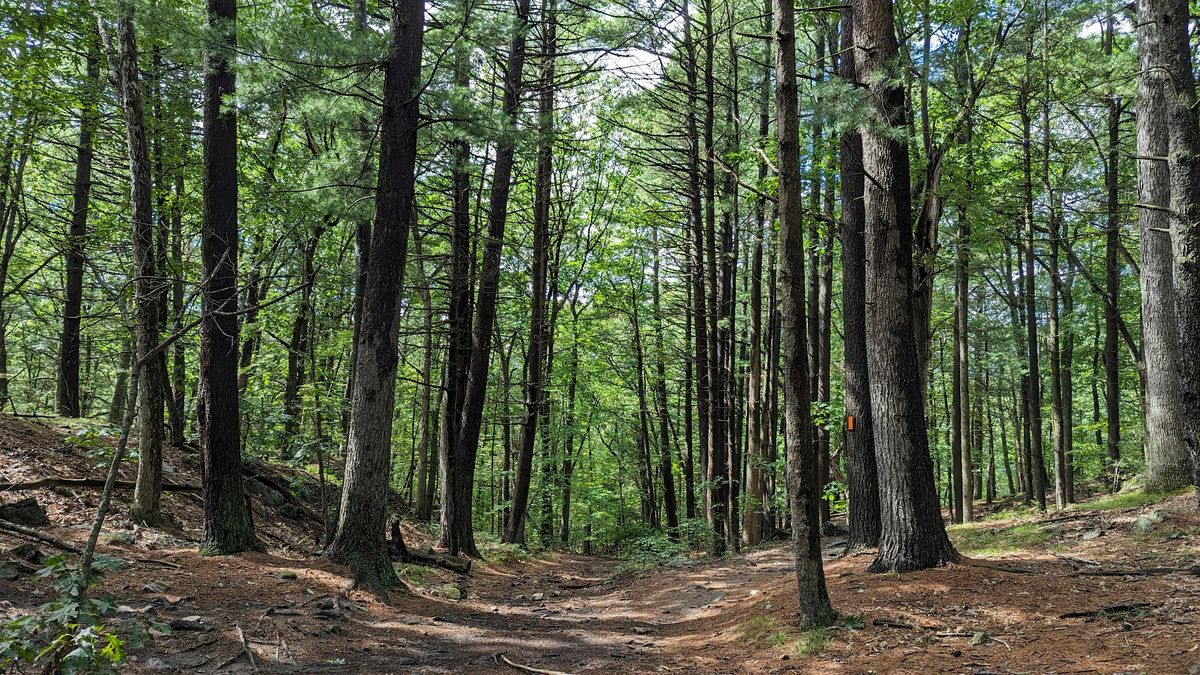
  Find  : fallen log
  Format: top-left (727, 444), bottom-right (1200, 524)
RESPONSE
top-left (0, 477), bottom-right (201, 492)
top-left (0, 517), bottom-right (81, 553)
top-left (409, 547), bottom-right (471, 574)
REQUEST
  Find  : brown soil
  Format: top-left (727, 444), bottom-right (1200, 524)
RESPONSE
top-left (2, 415), bottom-right (1198, 673)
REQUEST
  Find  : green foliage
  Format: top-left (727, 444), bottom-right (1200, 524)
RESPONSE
top-left (613, 524), bottom-right (688, 573)
top-left (1078, 487), bottom-right (1190, 512)
top-left (949, 523), bottom-right (1053, 555)
top-left (0, 554), bottom-right (166, 674)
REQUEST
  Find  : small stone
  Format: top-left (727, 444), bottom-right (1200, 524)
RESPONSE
top-left (142, 580), bottom-right (171, 593)
top-left (278, 571), bottom-right (298, 580)
top-left (1081, 530), bottom-right (1103, 540)
top-left (443, 585), bottom-right (463, 600)
top-left (968, 631), bottom-right (988, 646)
top-left (532, 592), bottom-right (545, 602)
top-left (551, 590), bottom-right (561, 597)
top-left (633, 626), bottom-right (650, 635)
top-left (105, 531), bottom-right (136, 545)
top-left (168, 616), bottom-right (210, 631)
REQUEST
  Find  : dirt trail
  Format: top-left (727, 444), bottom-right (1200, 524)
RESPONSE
top-left (3, 416), bottom-right (1200, 673)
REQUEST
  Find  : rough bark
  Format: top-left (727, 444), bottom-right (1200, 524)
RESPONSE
top-left (106, 7), bottom-right (166, 528)
top-left (199, 0), bottom-right (259, 554)
top-left (854, 0), bottom-right (957, 572)
top-left (57, 50), bottom-right (99, 418)
top-left (1153, 0), bottom-right (1200, 505)
top-left (839, 4), bottom-right (880, 550)
top-left (1135, 0), bottom-right (1193, 493)
top-left (775, 0), bottom-right (836, 627)
top-left (326, 0), bottom-right (425, 588)
top-left (446, 0), bottom-right (530, 557)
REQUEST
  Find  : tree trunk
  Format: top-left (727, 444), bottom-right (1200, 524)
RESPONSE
top-left (1135, 0), bottom-right (1193, 493)
top-left (327, 0), bottom-right (425, 587)
top-left (447, 0), bottom-right (530, 557)
top-left (1019, 42), bottom-right (1048, 510)
top-left (775, 0), bottom-right (836, 627)
top-left (1153, 0), bottom-right (1200, 505)
top-left (199, 0), bottom-right (259, 554)
top-left (414, 232), bottom-right (436, 522)
top-left (854, 0), bottom-right (957, 572)
top-left (652, 231), bottom-right (680, 537)
top-left (502, 0), bottom-right (552, 546)
top-left (743, 2), bottom-right (771, 547)
top-left (107, 7), bottom-right (166, 528)
top-left (437, 41), bottom-right (476, 541)
top-left (839, 4), bottom-right (880, 550)
top-left (57, 50), bottom-right (99, 418)
top-left (1102, 10), bottom-right (1122, 483)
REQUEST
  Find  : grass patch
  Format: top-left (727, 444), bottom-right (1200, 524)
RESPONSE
top-left (982, 504), bottom-right (1040, 522)
top-left (795, 627), bottom-right (830, 655)
top-left (950, 523), bottom-right (1052, 555)
top-left (1076, 488), bottom-right (1188, 512)
top-left (740, 616), bottom-right (791, 647)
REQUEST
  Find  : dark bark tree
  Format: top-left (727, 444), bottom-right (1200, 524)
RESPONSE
top-left (743, 0), bottom-right (771, 547)
top-left (1102, 8), bottom-right (1122, 482)
top-left (839, 4), bottom-right (880, 550)
top-left (854, 0), bottom-right (957, 572)
top-left (437, 42), bottom-right (475, 531)
top-left (504, 0), bottom-right (556, 544)
top-left (57, 49), bottom-right (99, 418)
top-left (199, 0), bottom-right (259, 554)
top-left (775, 0), bottom-right (836, 627)
top-left (652, 231), bottom-right (679, 538)
top-left (1019, 33), bottom-right (1048, 510)
top-left (326, 0), bottom-right (426, 587)
top-left (445, 0), bottom-right (530, 557)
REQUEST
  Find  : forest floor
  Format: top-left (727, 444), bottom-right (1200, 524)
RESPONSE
top-left (2, 414), bottom-right (1200, 673)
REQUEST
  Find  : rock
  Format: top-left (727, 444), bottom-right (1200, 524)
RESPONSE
top-left (1081, 529), bottom-right (1103, 540)
top-left (168, 616), bottom-right (210, 631)
top-left (278, 571), bottom-right (298, 580)
top-left (968, 631), bottom-right (988, 646)
top-left (0, 562), bottom-right (20, 581)
top-left (9, 543), bottom-right (44, 565)
top-left (105, 531), bottom-right (136, 545)
top-left (142, 580), bottom-right (172, 593)
top-left (0, 497), bottom-right (49, 527)
top-left (1188, 662), bottom-right (1200, 675)
top-left (633, 626), bottom-right (650, 635)
top-left (143, 658), bottom-right (170, 670)
top-left (443, 584), bottom-right (463, 600)
top-left (117, 604), bottom-right (154, 614)
top-left (532, 592), bottom-right (545, 602)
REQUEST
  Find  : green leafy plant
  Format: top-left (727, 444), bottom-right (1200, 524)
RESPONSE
top-left (0, 554), bottom-right (167, 673)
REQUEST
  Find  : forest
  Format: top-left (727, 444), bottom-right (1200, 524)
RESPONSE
top-left (0, 0), bottom-right (1199, 671)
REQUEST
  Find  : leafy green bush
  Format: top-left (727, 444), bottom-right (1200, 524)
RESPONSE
top-left (614, 524), bottom-right (688, 572)
top-left (0, 554), bottom-right (166, 673)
